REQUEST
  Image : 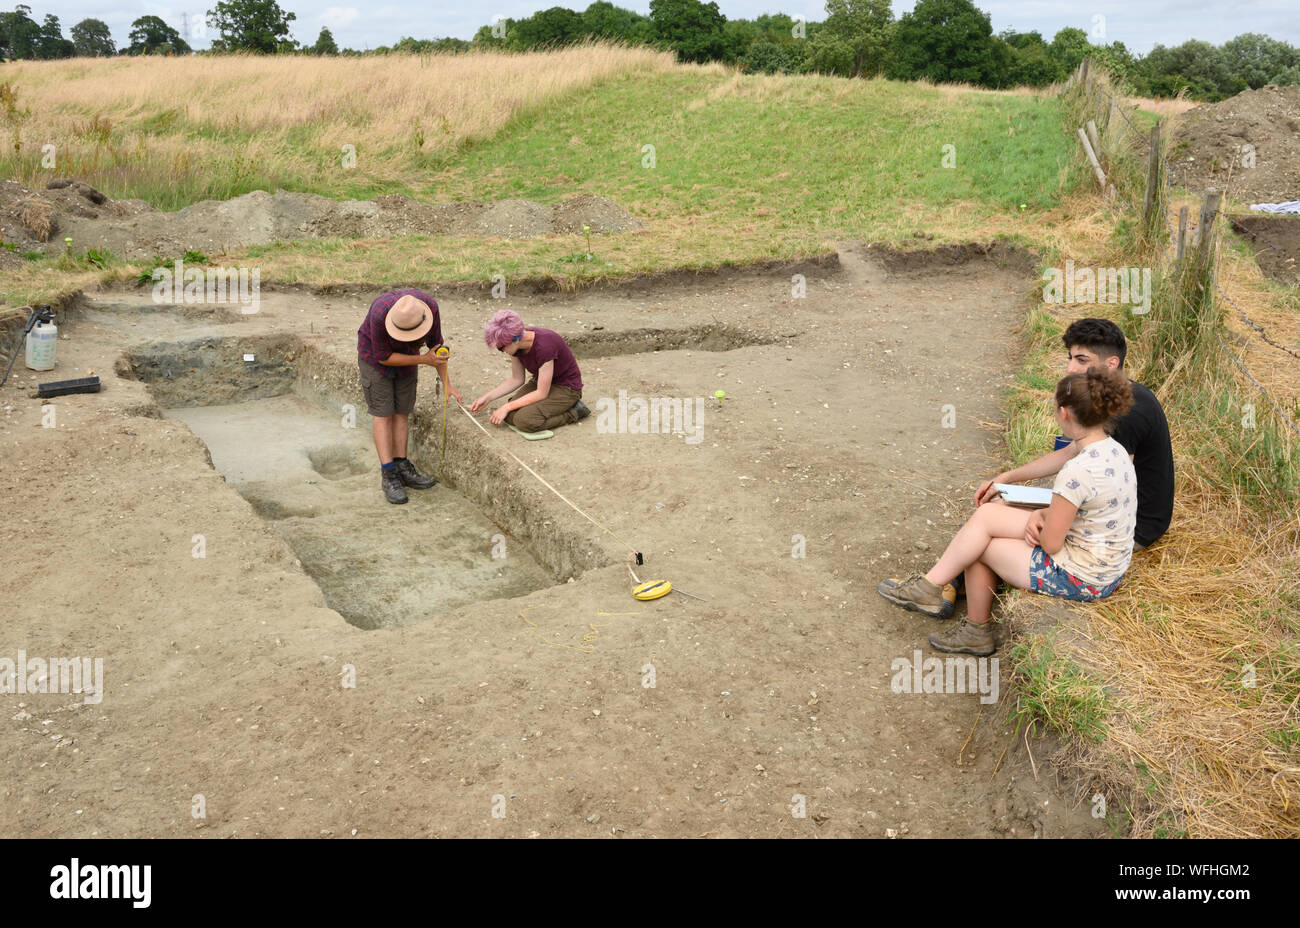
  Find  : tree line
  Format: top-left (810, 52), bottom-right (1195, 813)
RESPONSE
top-left (3, 0), bottom-right (1297, 101)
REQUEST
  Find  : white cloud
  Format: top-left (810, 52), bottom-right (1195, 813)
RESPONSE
top-left (321, 7), bottom-right (362, 29)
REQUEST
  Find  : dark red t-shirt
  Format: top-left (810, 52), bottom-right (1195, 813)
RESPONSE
top-left (518, 327), bottom-right (582, 392)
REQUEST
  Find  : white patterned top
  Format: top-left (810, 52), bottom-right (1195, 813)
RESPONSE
top-left (1051, 437), bottom-right (1138, 587)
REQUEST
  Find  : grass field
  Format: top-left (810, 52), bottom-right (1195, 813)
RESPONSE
top-left (241, 70), bottom-right (1079, 288)
top-left (2, 47), bottom-right (1085, 305)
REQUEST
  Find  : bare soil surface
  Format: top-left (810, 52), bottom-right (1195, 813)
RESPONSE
top-left (167, 394), bottom-right (555, 631)
top-left (1168, 85), bottom-right (1300, 204)
top-left (1229, 213), bottom-right (1300, 287)
top-left (0, 180), bottom-right (643, 259)
top-left (0, 242), bottom-right (1108, 838)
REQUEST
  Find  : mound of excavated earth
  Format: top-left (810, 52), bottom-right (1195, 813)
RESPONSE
top-left (0, 179), bottom-right (644, 260)
top-left (1167, 85), bottom-right (1300, 204)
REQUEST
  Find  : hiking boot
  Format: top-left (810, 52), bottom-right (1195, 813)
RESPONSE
top-left (382, 469), bottom-right (408, 504)
top-left (570, 400), bottom-right (590, 421)
top-left (940, 583), bottom-right (958, 619)
top-left (877, 574), bottom-right (949, 618)
top-left (393, 457), bottom-right (436, 489)
top-left (928, 618), bottom-right (996, 656)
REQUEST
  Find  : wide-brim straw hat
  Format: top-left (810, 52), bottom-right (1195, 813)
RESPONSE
top-left (384, 294), bottom-right (434, 342)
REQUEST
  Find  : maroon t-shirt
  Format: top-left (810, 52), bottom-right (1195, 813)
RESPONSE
top-left (518, 327), bottom-right (582, 392)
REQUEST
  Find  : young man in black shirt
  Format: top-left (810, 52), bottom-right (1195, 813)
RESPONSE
top-left (974, 318), bottom-right (1175, 550)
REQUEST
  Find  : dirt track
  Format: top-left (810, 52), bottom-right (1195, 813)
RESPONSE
top-left (0, 242), bottom-right (1109, 837)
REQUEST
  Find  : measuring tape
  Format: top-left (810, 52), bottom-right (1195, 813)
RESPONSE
top-left (436, 345), bottom-right (450, 476)
top-left (632, 578), bottom-right (673, 601)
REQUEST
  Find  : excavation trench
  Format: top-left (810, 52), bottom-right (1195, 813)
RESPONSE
top-left (565, 324), bottom-right (788, 358)
top-left (120, 334), bottom-right (608, 630)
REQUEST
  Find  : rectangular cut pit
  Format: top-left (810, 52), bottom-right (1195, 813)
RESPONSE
top-left (126, 338), bottom-right (555, 630)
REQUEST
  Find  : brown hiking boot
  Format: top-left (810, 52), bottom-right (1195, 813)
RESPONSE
top-left (877, 574), bottom-right (950, 618)
top-left (928, 618), bottom-right (996, 656)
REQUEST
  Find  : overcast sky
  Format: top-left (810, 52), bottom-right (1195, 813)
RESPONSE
top-left (41, 1), bottom-right (1300, 55)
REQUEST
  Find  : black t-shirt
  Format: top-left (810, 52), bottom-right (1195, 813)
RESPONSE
top-left (1109, 381), bottom-right (1174, 547)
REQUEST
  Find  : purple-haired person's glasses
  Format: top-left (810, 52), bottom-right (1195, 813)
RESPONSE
top-left (498, 333), bottom-right (523, 353)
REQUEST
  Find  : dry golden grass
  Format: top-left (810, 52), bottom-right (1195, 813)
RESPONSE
top-left (1214, 241), bottom-right (1300, 413)
top-left (18, 198), bottom-right (53, 241)
top-left (1125, 93), bottom-right (1197, 117)
top-left (1034, 190), bottom-right (1123, 259)
top-left (2, 42), bottom-right (679, 193)
top-left (917, 77), bottom-right (1053, 100)
top-left (1008, 462), bottom-right (1300, 838)
top-left (1004, 299), bottom-right (1300, 836)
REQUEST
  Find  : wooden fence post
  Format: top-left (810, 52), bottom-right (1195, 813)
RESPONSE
top-left (1176, 205), bottom-right (1189, 264)
top-left (1085, 120), bottom-right (1102, 161)
top-left (1077, 128), bottom-right (1107, 188)
top-left (1143, 120), bottom-right (1162, 225)
top-left (1198, 188), bottom-right (1222, 262)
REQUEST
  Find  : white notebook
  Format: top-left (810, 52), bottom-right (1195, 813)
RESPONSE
top-left (994, 483), bottom-right (1054, 508)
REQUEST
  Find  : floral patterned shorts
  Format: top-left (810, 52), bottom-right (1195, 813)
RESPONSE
top-left (1029, 547), bottom-right (1122, 601)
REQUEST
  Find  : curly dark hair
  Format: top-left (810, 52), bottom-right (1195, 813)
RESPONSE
top-left (1062, 317), bottom-right (1126, 368)
top-left (1055, 367), bottom-right (1133, 428)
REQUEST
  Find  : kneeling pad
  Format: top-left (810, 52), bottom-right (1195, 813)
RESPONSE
top-left (507, 424), bottom-right (554, 441)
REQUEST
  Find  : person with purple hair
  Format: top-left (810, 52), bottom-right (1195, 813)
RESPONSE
top-left (470, 310), bottom-right (589, 433)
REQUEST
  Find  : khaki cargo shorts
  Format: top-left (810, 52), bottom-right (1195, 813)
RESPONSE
top-left (358, 356), bottom-right (417, 417)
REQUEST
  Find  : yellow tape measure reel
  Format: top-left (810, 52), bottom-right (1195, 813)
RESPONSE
top-left (632, 578), bottom-right (672, 601)
top-left (627, 559), bottom-right (695, 602)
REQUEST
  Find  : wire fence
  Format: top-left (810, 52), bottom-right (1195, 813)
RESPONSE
top-left (1070, 65), bottom-right (1300, 437)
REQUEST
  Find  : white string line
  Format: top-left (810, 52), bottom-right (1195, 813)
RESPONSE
top-left (453, 400), bottom-right (641, 556)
